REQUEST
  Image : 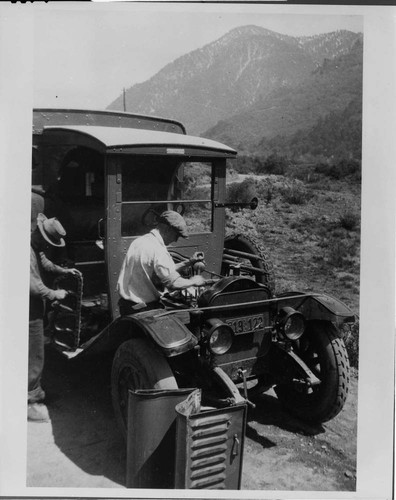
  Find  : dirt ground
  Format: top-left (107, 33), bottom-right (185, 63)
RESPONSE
top-left (27, 347), bottom-right (358, 492)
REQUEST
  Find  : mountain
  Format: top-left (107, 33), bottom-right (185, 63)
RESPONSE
top-left (294, 30), bottom-right (361, 64)
top-left (204, 35), bottom-right (363, 154)
top-left (107, 26), bottom-right (362, 137)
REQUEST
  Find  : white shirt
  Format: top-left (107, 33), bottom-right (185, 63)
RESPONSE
top-left (117, 229), bottom-right (180, 304)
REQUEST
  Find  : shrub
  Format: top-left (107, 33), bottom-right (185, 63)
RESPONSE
top-left (339, 211), bottom-right (360, 231)
top-left (344, 320), bottom-right (359, 368)
top-left (315, 162), bottom-right (334, 178)
top-left (280, 183), bottom-right (313, 205)
top-left (184, 162), bottom-right (211, 194)
top-left (328, 242), bottom-right (346, 267)
top-left (338, 158), bottom-right (361, 181)
top-left (314, 158), bottom-right (361, 181)
top-left (287, 164), bottom-right (318, 183)
top-left (305, 173), bottom-right (322, 184)
top-left (226, 178), bottom-right (258, 210)
top-left (235, 155), bottom-right (265, 174)
top-left (265, 187), bottom-right (273, 205)
top-left (188, 185), bottom-right (210, 199)
top-left (226, 166), bottom-right (240, 182)
top-left (306, 176), bottom-right (332, 191)
top-left (337, 272), bottom-right (355, 283)
top-left (326, 239), bottom-right (358, 268)
top-left (254, 153), bottom-right (291, 176)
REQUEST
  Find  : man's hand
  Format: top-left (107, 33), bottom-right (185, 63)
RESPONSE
top-left (175, 253), bottom-right (205, 272)
top-left (53, 289), bottom-right (68, 300)
top-left (64, 268), bottom-right (82, 277)
top-left (190, 275), bottom-right (206, 287)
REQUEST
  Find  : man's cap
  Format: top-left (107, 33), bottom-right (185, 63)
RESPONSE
top-left (37, 213), bottom-right (66, 247)
top-left (159, 210), bottom-right (189, 238)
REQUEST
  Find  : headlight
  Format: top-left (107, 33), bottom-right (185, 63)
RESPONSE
top-left (204, 318), bottom-right (234, 355)
top-left (276, 307), bottom-right (305, 341)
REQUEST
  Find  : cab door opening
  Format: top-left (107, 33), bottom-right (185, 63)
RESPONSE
top-left (43, 146), bottom-right (110, 348)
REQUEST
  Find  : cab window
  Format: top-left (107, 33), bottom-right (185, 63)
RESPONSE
top-left (120, 158), bottom-right (213, 237)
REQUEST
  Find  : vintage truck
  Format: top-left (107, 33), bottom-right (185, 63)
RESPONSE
top-left (32, 108), bottom-right (355, 440)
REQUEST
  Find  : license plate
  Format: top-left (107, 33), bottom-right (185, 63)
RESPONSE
top-left (226, 314), bottom-right (265, 335)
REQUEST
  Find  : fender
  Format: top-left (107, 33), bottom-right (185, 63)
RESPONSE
top-left (122, 309), bottom-right (197, 357)
top-left (275, 291), bottom-right (355, 328)
top-left (53, 308), bottom-right (197, 359)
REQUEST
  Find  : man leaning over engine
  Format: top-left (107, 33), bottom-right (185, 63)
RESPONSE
top-left (117, 210), bottom-right (205, 314)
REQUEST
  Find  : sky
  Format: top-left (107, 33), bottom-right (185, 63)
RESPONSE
top-left (32, 4), bottom-right (363, 110)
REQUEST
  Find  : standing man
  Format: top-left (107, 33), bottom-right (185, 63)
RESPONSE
top-left (117, 210), bottom-right (205, 314)
top-left (29, 213), bottom-right (80, 422)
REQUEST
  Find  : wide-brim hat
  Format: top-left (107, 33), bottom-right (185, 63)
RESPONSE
top-left (159, 210), bottom-right (189, 239)
top-left (37, 213), bottom-right (66, 247)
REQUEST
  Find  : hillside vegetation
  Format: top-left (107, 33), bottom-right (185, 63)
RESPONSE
top-left (224, 162), bottom-right (360, 367)
top-left (257, 98), bottom-right (362, 161)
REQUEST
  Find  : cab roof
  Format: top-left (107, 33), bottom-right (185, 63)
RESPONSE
top-left (33, 108), bottom-right (185, 135)
top-left (41, 125), bottom-right (237, 158)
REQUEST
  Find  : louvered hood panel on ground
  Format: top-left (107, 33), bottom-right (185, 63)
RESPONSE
top-left (175, 394), bottom-right (247, 490)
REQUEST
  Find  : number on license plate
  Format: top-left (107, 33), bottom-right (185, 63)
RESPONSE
top-left (226, 314), bottom-right (264, 335)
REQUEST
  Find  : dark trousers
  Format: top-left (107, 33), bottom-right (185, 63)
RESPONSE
top-left (28, 318), bottom-right (46, 404)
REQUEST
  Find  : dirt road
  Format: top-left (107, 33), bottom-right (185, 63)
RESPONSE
top-left (27, 348), bottom-right (357, 491)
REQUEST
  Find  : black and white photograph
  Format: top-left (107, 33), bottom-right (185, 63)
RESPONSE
top-left (0, 2), bottom-right (394, 499)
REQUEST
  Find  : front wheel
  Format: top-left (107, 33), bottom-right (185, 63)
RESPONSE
top-left (274, 322), bottom-right (350, 423)
top-left (111, 337), bottom-right (178, 438)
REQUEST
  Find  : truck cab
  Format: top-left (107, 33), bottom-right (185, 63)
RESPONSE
top-left (33, 109), bottom-right (234, 338)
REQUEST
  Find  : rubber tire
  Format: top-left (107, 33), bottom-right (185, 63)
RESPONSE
top-left (222, 232), bottom-right (275, 293)
top-left (274, 322), bottom-right (350, 423)
top-left (111, 337), bottom-right (178, 438)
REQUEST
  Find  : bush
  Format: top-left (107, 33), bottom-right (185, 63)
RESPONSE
top-left (314, 158), bottom-right (361, 181)
top-left (338, 158), bottom-right (361, 181)
top-left (257, 153), bottom-right (290, 176)
top-left (280, 183), bottom-right (313, 205)
top-left (339, 211), bottom-right (360, 231)
top-left (344, 320), bottom-right (359, 368)
top-left (288, 164), bottom-right (315, 183)
top-left (226, 178), bottom-right (258, 210)
top-left (235, 155), bottom-right (265, 174)
top-left (314, 162), bottom-right (334, 178)
top-left (327, 239), bottom-right (357, 268)
top-left (226, 165), bottom-right (240, 182)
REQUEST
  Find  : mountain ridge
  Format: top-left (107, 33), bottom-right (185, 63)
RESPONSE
top-left (107, 26), bottom-right (362, 158)
top-left (203, 35), bottom-right (363, 156)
